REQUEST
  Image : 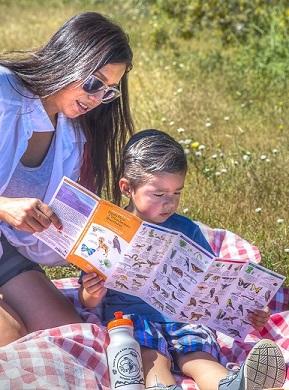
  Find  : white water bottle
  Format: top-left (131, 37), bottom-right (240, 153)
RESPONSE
top-left (106, 311), bottom-right (145, 390)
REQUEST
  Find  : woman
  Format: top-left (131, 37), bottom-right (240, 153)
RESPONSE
top-left (0, 11), bottom-right (134, 346)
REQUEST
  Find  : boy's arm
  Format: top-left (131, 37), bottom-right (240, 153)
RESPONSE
top-left (78, 272), bottom-right (107, 308)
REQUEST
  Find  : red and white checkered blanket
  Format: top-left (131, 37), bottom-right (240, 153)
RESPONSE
top-left (0, 225), bottom-right (288, 389)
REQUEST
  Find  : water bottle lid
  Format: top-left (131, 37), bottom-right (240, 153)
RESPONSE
top-left (107, 311), bottom-right (133, 330)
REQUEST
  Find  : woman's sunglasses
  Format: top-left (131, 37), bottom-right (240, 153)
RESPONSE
top-left (82, 74), bottom-right (121, 104)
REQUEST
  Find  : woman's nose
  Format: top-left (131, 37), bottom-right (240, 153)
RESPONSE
top-left (87, 93), bottom-right (103, 105)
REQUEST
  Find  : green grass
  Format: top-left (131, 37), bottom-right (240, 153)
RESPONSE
top-left (1, 1), bottom-right (288, 281)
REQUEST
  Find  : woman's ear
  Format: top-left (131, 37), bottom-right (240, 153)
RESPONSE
top-left (119, 177), bottom-right (132, 198)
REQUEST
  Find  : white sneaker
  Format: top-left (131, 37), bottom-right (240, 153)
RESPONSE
top-left (218, 339), bottom-right (286, 390)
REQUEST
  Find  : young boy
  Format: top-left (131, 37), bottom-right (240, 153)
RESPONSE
top-left (79, 129), bottom-right (286, 390)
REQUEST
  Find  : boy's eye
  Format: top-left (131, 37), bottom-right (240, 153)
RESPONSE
top-left (154, 193), bottom-right (164, 197)
top-left (174, 192), bottom-right (181, 195)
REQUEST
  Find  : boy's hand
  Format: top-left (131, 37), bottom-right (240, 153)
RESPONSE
top-left (248, 306), bottom-right (270, 331)
top-left (79, 272), bottom-right (107, 308)
top-left (82, 273), bottom-right (107, 299)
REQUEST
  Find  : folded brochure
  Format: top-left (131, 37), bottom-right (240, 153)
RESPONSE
top-left (35, 177), bottom-right (285, 339)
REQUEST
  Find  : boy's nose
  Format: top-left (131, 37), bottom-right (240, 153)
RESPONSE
top-left (163, 197), bottom-right (177, 208)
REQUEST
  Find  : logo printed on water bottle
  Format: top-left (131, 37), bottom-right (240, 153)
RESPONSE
top-left (112, 347), bottom-right (144, 388)
top-left (117, 352), bottom-right (140, 376)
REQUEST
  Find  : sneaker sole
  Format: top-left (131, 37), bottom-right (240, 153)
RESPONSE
top-left (244, 339), bottom-right (286, 390)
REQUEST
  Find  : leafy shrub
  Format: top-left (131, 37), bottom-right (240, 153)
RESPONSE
top-left (151, 0), bottom-right (289, 44)
top-left (142, 1), bottom-right (289, 91)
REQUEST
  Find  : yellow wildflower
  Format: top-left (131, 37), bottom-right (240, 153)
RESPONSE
top-left (191, 141), bottom-right (200, 149)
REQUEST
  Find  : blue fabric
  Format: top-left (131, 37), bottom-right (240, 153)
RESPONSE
top-left (102, 213), bottom-right (214, 322)
top-left (130, 314), bottom-right (220, 373)
top-left (0, 65), bottom-right (86, 265)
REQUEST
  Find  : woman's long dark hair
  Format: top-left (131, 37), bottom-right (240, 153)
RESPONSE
top-left (0, 12), bottom-right (134, 204)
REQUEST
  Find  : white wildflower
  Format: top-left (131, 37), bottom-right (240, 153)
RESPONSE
top-left (224, 116), bottom-right (230, 121)
top-left (260, 155), bottom-right (267, 160)
top-left (211, 154), bottom-right (217, 159)
top-left (277, 219), bottom-right (284, 224)
top-left (199, 144), bottom-right (206, 150)
top-left (177, 127), bottom-right (185, 133)
top-left (235, 23), bottom-right (244, 32)
top-left (183, 208), bottom-right (189, 214)
top-left (255, 208), bottom-right (262, 213)
top-left (195, 151), bottom-right (202, 158)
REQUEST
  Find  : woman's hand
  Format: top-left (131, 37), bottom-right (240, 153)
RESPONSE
top-left (249, 306), bottom-right (271, 331)
top-left (79, 273), bottom-right (107, 308)
top-left (0, 197), bottom-right (62, 233)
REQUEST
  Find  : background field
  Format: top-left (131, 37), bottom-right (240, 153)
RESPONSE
top-left (1, 0), bottom-right (288, 280)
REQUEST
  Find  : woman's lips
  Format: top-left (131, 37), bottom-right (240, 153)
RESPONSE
top-left (76, 100), bottom-right (88, 114)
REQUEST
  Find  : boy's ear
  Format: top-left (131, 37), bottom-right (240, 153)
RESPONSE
top-left (119, 178), bottom-right (132, 197)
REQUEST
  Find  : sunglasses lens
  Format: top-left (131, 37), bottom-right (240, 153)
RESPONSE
top-left (82, 75), bottom-right (121, 103)
top-left (102, 89), bottom-right (121, 104)
top-left (82, 76), bottom-right (104, 94)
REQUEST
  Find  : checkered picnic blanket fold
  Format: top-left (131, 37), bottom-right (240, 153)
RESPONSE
top-left (0, 320), bottom-right (110, 389)
top-left (197, 221), bottom-right (261, 262)
top-left (0, 277), bottom-right (288, 390)
top-left (0, 224), bottom-right (288, 389)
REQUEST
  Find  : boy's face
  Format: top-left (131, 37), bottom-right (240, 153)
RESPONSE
top-left (123, 172), bottom-right (186, 224)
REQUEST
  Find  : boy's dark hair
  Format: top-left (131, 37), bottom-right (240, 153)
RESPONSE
top-left (118, 129), bottom-right (187, 190)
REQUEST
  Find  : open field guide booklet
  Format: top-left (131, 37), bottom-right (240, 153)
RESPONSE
top-left (35, 177), bottom-right (285, 339)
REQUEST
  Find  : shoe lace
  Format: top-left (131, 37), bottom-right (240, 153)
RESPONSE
top-left (225, 362), bottom-right (241, 379)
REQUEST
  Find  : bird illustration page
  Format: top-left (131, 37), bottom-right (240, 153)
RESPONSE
top-left (35, 177), bottom-right (285, 338)
top-left (105, 228), bottom-right (284, 339)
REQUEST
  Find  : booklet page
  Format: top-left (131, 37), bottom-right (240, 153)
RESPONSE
top-left (35, 177), bottom-right (99, 258)
top-left (144, 233), bottom-right (215, 319)
top-left (207, 261), bottom-right (285, 339)
top-left (68, 200), bottom-right (142, 277)
top-left (105, 223), bottom-right (178, 294)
